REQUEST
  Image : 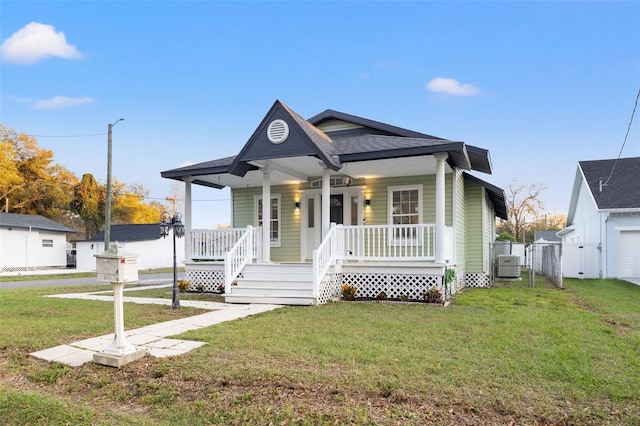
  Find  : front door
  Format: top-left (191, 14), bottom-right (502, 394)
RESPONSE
top-left (330, 194), bottom-right (344, 225)
top-left (302, 190), bottom-right (363, 260)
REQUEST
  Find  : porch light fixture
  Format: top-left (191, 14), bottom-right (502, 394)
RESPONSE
top-left (295, 201), bottom-right (300, 209)
top-left (160, 212), bottom-right (185, 309)
top-left (365, 199), bottom-right (371, 206)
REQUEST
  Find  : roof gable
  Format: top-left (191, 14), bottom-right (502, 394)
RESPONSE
top-left (0, 213), bottom-right (74, 233)
top-left (579, 157), bottom-right (640, 210)
top-left (230, 100), bottom-right (341, 176)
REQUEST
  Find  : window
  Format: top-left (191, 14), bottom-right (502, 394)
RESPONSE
top-left (42, 239), bottom-right (54, 247)
top-left (256, 194), bottom-right (281, 246)
top-left (388, 185), bottom-right (423, 243)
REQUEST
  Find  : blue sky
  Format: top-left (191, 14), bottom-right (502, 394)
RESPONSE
top-left (1, 1), bottom-right (639, 228)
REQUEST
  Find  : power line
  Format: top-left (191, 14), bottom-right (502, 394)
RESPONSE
top-left (1, 129), bottom-right (106, 138)
top-left (600, 87), bottom-right (640, 191)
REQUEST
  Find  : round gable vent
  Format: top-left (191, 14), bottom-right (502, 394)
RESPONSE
top-left (267, 119), bottom-right (289, 144)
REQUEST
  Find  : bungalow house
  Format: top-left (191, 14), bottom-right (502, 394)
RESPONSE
top-left (161, 100), bottom-right (507, 304)
top-left (0, 212), bottom-right (75, 273)
top-left (559, 157), bottom-right (640, 280)
top-left (75, 223), bottom-right (185, 271)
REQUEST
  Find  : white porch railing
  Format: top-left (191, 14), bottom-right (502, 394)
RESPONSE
top-left (342, 223), bottom-right (437, 260)
top-left (190, 227), bottom-right (262, 261)
top-left (224, 226), bottom-right (262, 293)
top-left (312, 224), bottom-right (343, 300)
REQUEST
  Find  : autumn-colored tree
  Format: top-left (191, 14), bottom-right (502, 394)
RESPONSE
top-left (71, 173), bottom-right (105, 238)
top-left (112, 187), bottom-right (164, 224)
top-left (0, 124), bottom-right (78, 221)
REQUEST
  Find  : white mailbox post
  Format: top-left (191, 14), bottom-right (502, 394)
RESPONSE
top-left (93, 243), bottom-right (147, 367)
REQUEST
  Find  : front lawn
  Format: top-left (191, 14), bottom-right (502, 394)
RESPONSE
top-left (1, 278), bottom-right (638, 425)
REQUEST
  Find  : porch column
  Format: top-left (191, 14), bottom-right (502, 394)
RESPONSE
top-left (321, 166), bottom-right (330, 238)
top-left (262, 167), bottom-right (271, 263)
top-left (184, 178), bottom-right (192, 260)
top-left (434, 153), bottom-right (448, 264)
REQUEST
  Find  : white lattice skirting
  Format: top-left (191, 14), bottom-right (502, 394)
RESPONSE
top-left (341, 272), bottom-right (442, 300)
top-left (185, 262), bottom-right (225, 293)
top-left (0, 266), bottom-right (66, 273)
top-left (464, 272), bottom-right (490, 288)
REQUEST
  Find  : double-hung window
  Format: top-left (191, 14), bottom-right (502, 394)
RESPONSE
top-left (256, 194), bottom-right (281, 246)
top-left (388, 185), bottom-right (423, 244)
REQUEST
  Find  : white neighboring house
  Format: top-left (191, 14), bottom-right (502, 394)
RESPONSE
top-left (558, 157), bottom-right (640, 280)
top-left (75, 223), bottom-right (185, 271)
top-left (0, 212), bottom-right (75, 272)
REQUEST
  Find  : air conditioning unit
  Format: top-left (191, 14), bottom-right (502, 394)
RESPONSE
top-left (497, 255), bottom-right (521, 278)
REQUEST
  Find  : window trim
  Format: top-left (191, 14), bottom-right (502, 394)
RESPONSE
top-left (42, 239), bottom-right (54, 248)
top-left (387, 184), bottom-right (423, 245)
top-left (254, 193), bottom-right (281, 247)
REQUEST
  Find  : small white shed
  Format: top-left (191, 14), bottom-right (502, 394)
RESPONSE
top-left (0, 213), bottom-right (75, 272)
top-left (75, 223), bottom-right (185, 271)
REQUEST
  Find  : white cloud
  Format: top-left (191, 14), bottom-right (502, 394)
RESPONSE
top-left (32, 96), bottom-right (94, 110)
top-left (426, 77), bottom-right (480, 96)
top-left (1, 22), bottom-right (82, 65)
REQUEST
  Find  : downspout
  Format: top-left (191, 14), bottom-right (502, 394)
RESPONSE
top-left (601, 212), bottom-right (609, 278)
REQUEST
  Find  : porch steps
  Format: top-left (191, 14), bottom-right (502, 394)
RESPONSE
top-left (224, 263), bottom-right (316, 305)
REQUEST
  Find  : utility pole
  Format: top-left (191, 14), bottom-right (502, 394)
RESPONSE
top-left (105, 118), bottom-right (124, 251)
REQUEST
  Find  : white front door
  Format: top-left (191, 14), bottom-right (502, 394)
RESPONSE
top-left (301, 189), bottom-right (364, 261)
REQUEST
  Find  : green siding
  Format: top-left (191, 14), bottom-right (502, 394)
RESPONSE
top-left (362, 174), bottom-right (453, 226)
top-left (464, 178), bottom-right (485, 273)
top-left (232, 185), bottom-right (301, 262)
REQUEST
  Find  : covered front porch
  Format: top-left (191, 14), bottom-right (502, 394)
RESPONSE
top-left (183, 222), bottom-right (454, 305)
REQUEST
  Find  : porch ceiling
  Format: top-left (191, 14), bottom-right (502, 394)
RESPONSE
top-left (182, 155), bottom-right (450, 189)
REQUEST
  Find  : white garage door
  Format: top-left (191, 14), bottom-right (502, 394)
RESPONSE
top-left (619, 231), bottom-right (640, 278)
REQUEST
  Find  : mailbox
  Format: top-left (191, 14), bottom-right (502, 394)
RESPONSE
top-left (95, 243), bottom-right (139, 283)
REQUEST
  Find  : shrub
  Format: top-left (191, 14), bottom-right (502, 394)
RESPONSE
top-left (177, 280), bottom-right (191, 292)
top-left (340, 284), bottom-right (357, 301)
top-left (422, 287), bottom-right (443, 304)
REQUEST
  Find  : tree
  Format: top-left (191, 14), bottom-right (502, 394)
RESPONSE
top-left (112, 184), bottom-right (164, 224)
top-left (500, 181), bottom-right (546, 243)
top-left (0, 124), bottom-right (77, 220)
top-left (71, 173), bottom-right (105, 239)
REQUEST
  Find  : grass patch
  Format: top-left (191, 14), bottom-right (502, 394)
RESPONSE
top-left (1, 277), bottom-right (639, 424)
top-left (0, 284), bottom-right (208, 351)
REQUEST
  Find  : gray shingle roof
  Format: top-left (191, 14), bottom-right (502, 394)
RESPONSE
top-left (0, 213), bottom-right (74, 233)
top-left (161, 101), bottom-right (495, 181)
top-left (580, 157), bottom-right (640, 209)
top-left (85, 223), bottom-right (162, 242)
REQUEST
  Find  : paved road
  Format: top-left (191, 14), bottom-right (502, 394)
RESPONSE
top-left (0, 272), bottom-right (186, 290)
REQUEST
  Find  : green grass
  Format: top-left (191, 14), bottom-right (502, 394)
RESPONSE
top-left (0, 267), bottom-right (184, 282)
top-left (1, 277), bottom-right (639, 425)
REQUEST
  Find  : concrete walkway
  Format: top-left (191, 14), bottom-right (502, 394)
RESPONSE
top-left (30, 286), bottom-right (281, 367)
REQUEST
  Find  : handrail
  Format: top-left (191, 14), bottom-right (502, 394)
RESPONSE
top-left (312, 223), bottom-right (342, 299)
top-left (224, 226), bottom-right (254, 293)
